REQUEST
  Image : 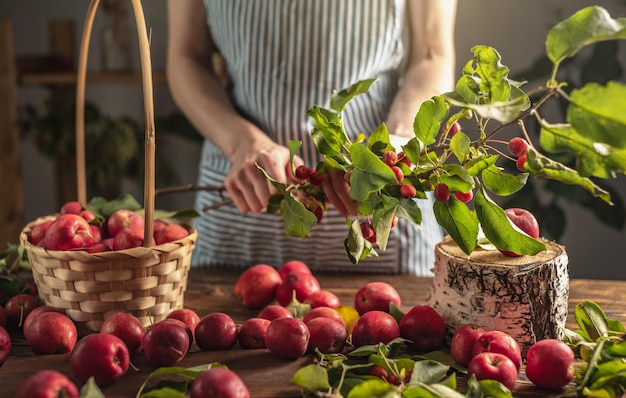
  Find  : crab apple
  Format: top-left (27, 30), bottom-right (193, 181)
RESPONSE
top-left (155, 223), bottom-right (189, 245)
top-left (397, 152), bottom-right (411, 167)
top-left (351, 310), bottom-right (400, 348)
top-left (448, 121), bottom-right (461, 137)
top-left (399, 305), bottom-right (446, 352)
top-left (472, 330), bottom-right (522, 370)
top-left (500, 207), bottom-right (540, 257)
top-left (354, 281), bottom-right (401, 315)
top-left (312, 206), bottom-right (324, 223)
top-left (454, 190), bottom-right (474, 203)
top-left (391, 166), bottom-right (404, 183)
top-left (238, 317), bottom-right (271, 349)
top-left (360, 222), bottom-right (377, 243)
top-left (309, 170), bottom-right (324, 186)
top-left (166, 308), bottom-right (201, 337)
top-left (277, 260), bottom-right (311, 280)
top-left (295, 164), bottom-right (312, 180)
top-left (275, 270), bottom-right (321, 307)
top-left (400, 183), bottom-right (417, 199)
top-left (234, 264), bottom-right (282, 309)
top-left (24, 312), bottom-right (78, 355)
top-left (106, 209), bottom-right (144, 237)
top-left (60, 201), bottom-right (83, 215)
top-left (70, 333), bottom-right (130, 386)
top-left (266, 317), bottom-right (310, 359)
top-left (306, 316), bottom-right (347, 354)
top-left (303, 290), bottom-right (341, 308)
top-left (79, 209), bottom-right (97, 222)
top-left (450, 324), bottom-right (486, 367)
top-left (143, 320), bottom-right (190, 367)
top-left (44, 214), bottom-right (93, 251)
top-left (525, 339), bottom-right (575, 390)
top-left (5, 293), bottom-right (39, 329)
top-left (382, 150), bottom-right (398, 167)
top-left (257, 304), bottom-right (294, 321)
top-left (195, 312), bottom-right (238, 351)
top-left (516, 154), bottom-right (527, 172)
top-left (100, 312), bottom-right (145, 356)
top-left (0, 326), bottom-right (10, 365)
top-left (22, 305), bottom-right (63, 334)
top-left (14, 370), bottom-right (79, 398)
top-left (28, 220), bottom-right (53, 245)
top-left (189, 367), bottom-right (250, 398)
top-left (467, 352), bottom-right (518, 391)
top-left (508, 137), bottom-right (529, 157)
top-left (302, 306), bottom-right (345, 328)
top-left (434, 183), bottom-right (450, 202)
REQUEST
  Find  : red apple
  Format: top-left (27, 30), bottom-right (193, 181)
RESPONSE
top-left (189, 367), bottom-right (250, 398)
top-left (354, 281), bottom-right (401, 315)
top-left (143, 320), bottom-right (190, 367)
top-left (450, 324), bottom-right (486, 367)
top-left (306, 316), bottom-right (347, 354)
top-left (106, 209), bottom-right (144, 237)
top-left (234, 264), bottom-right (282, 309)
top-left (302, 306), bottom-right (345, 328)
top-left (275, 271), bottom-right (321, 306)
top-left (0, 326), bottom-right (10, 365)
top-left (160, 318), bottom-right (194, 351)
top-left (467, 352), bottom-right (518, 391)
top-left (500, 207), bottom-right (540, 257)
top-left (14, 370), bottom-right (79, 398)
top-left (23, 305), bottom-right (63, 332)
top-left (166, 308), bottom-right (201, 338)
top-left (70, 333), bottom-right (130, 386)
top-left (112, 225), bottom-right (155, 250)
top-left (277, 260), bottom-right (311, 280)
top-left (5, 293), bottom-right (39, 329)
top-left (60, 201), bottom-right (83, 215)
top-left (472, 330), bottom-right (522, 370)
top-left (24, 311), bottom-right (78, 355)
top-left (238, 317), bottom-right (271, 349)
top-left (303, 290), bottom-right (341, 308)
top-left (257, 305), bottom-right (293, 321)
top-left (508, 137), bottom-right (529, 157)
top-left (79, 209), bottom-right (97, 223)
top-left (525, 339), bottom-right (575, 390)
top-left (195, 312), bottom-right (238, 351)
top-left (100, 312), bottom-right (145, 356)
top-left (155, 223), bottom-right (189, 244)
top-left (28, 220), bottom-right (53, 245)
top-left (43, 214), bottom-right (93, 251)
top-left (399, 305), bottom-right (446, 352)
top-left (351, 310), bottom-right (400, 348)
top-left (265, 317), bottom-right (310, 359)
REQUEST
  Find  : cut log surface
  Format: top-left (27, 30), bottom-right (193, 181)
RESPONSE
top-left (427, 235), bottom-right (569, 356)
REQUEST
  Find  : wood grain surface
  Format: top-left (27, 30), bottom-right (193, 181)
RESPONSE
top-left (2, 266), bottom-right (626, 397)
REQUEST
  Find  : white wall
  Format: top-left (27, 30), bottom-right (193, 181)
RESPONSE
top-left (3, 0), bottom-right (625, 279)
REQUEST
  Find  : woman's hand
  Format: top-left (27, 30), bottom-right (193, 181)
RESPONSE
top-left (225, 136), bottom-right (302, 214)
top-left (323, 168), bottom-right (358, 217)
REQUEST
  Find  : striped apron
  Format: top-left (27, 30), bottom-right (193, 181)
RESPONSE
top-left (193, 0), bottom-right (444, 275)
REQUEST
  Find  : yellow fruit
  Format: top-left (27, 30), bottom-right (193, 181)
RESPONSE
top-left (334, 305), bottom-right (359, 334)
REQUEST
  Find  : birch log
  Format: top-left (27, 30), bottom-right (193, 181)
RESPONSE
top-left (427, 235), bottom-right (569, 356)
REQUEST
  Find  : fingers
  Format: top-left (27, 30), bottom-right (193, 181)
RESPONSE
top-left (323, 168), bottom-right (358, 217)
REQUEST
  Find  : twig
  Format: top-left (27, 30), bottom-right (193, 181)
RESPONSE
top-left (155, 184), bottom-right (234, 211)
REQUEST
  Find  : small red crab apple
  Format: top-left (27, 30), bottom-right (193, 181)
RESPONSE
top-left (382, 150), bottom-right (398, 166)
top-left (508, 137), bottom-right (529, 157)
top-left (295, 164), bottom-right (312, 180)
top-left (516, 154), bottom-right (527, 172)
top-left (400, 184), bottom-right (417, 199)
top-left (454, 190), bottom-right (473, 203)
top-left (448, 121), bottom-right (461, 137)
top-left (434, 183), bottom-right (450, 202)
top-left (391, 165), bottom-right (404, 183)
top-left (360, 221), bottom-right (377, 243)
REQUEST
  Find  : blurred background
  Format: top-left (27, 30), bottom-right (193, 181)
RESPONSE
top-left (1, 0), bottom-right (625, 279)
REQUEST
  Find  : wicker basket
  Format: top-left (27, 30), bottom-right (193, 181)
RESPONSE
top-left (18, 0), bottom-right (196, 333)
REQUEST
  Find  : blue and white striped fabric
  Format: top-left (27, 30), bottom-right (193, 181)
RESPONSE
top-left (193, 0), bottom-right (444, 275)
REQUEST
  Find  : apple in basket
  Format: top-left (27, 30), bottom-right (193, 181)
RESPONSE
top-left (43, 214), bottom-right (94, 251)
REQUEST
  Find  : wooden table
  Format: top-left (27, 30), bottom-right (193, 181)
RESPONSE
top-left (3, 267), bottom-right (626, 397)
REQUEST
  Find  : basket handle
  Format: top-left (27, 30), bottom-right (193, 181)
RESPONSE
top-left (75, 0), bottom-right (156, 247)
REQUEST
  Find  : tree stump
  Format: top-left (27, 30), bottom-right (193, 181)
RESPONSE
top-left (427, 235), bottom-right (569, 356)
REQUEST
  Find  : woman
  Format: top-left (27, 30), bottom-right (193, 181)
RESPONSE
top-left (166, 0), bottom-right (457, 275)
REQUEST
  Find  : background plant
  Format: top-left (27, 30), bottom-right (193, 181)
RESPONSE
top-left (261, 5), bottom-right (626, 263)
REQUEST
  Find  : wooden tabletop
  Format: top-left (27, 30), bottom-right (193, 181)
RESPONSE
top-left (3, 266), bottom-right (626, 397)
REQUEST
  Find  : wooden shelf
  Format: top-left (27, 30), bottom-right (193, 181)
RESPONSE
top-left (18, 71), bottom-right (167, 86)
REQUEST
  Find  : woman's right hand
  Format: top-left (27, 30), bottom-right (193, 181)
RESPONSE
top-left (225, 135), bottom-right (302, 214)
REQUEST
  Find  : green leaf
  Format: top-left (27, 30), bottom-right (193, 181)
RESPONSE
top-left (139, 387), bottom-right (187, 398)
top-left (450, 131), bottom-right (470, 163)
top-left (395, 197), bottom-right (423, 225)
top-left (443, 86), bottom-right (530, 123)
top-left (470, 45), bottom-right (511, 103)
top-left (525, 147), bottom-right (612, 204)
top-left (330, 78), bottom-right (377, 112)
top-left (372, 196), bottom-right (398, 251)
top-left (410, 360), bottom-right (450, 384)
top-left (481, 165), bottom-right (528, 196)
top-left (291, 364), bottom-right (332, 392)
top-left (575, 301), bottom-right (612, 341)
top-left (546, 6), bottom-right (626, 65)
top-left (474, 187), bottom-right (546, 255)
top-left (345, 378), bottom-right (398, 398)
top-left (433, 198), bottom-right (479, 255)
top-left (309, 106), bottom-right (349, 156)
top-left (280, 192), bottom-right (318, 238)
top-left (86, 194), bottom-right (142, 218)
top-left (368, 123), bottom-right (393, 154)
top-left (348, 143), bottom-right (398, 201)
top-left (389, 301), bottom-right (405, 324)
top-left (80, 377), bottom-right (106, 398)
top-left (344, 218), bottom-right (375, 264)
top-left (413, 96), bottom-right (447, 147)
top-left (464, 155), bottom-right (498, 177)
